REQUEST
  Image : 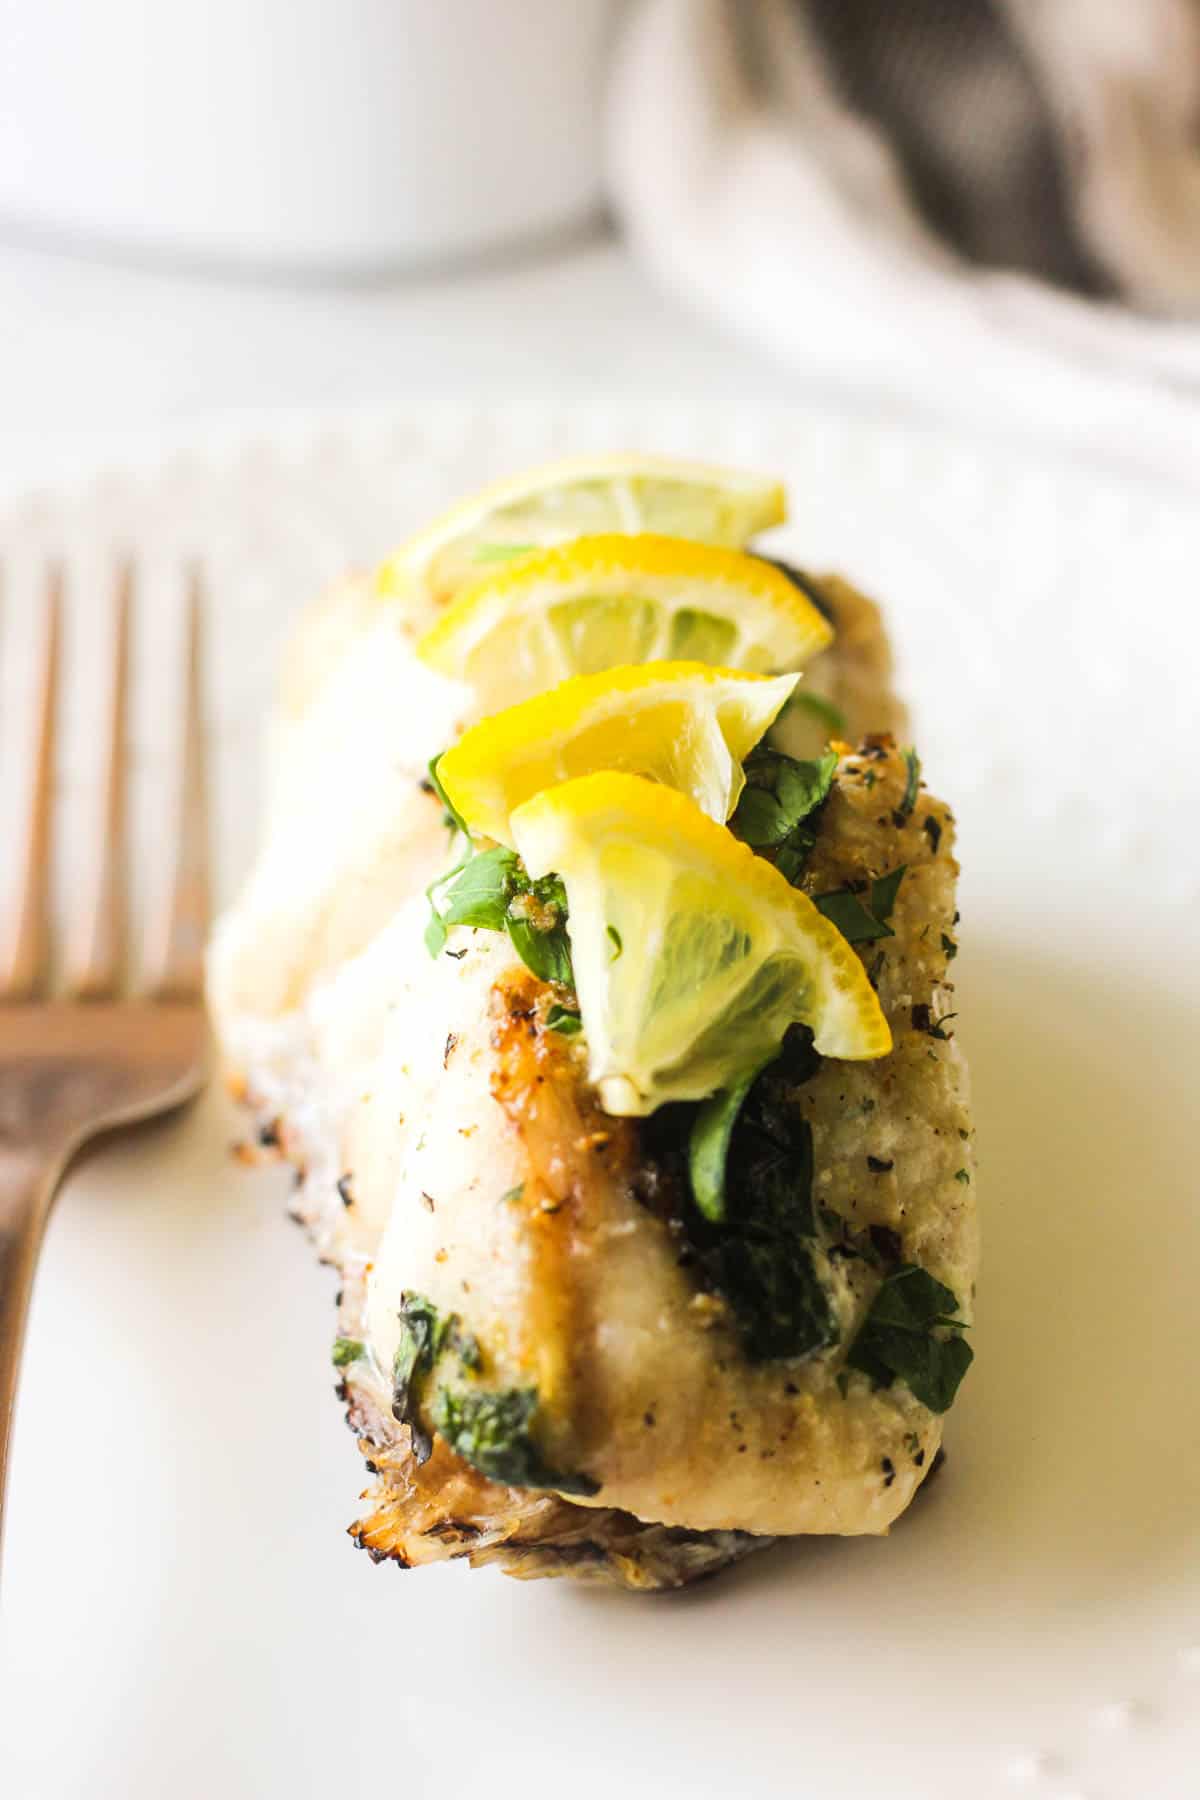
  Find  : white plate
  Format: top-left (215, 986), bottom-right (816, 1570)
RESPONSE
top-left (0, 405), bottom-right (1196, 1800)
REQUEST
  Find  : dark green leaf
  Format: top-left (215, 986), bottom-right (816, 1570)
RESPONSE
top-left (870, 865), bottom-right (906, 923)
top-left (941, 932), bottom-right (958, 961)
top-left (545, 1004), bottom-right (582, 1035)
top-left (690, 1032), bottom-right (835, 1362)
top-left (732, 788), bottom-right (792, 849)
top-left (776, 749), bottom-right (838, 821)
top-left (505, 871), bottom-right (574, 986)
top-left (731, 745), bottom-right (838, 886)
top-left (813, 888), bottom-right (893, 943)
top-left (844, 1264), bottom-right (973, 1413)
top-left (813, 866), bottom-right (905, 945)
top-left (331, 1337), bottom-right (365, 1367)
top-left (687, 1055), bottom-right (777, 1223)
top-left (431, 1386), bottom-right (599, 1495)
top-left (506, 914), bottom-right (573, 985)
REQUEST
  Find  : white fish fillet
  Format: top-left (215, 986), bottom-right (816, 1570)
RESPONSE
top-left (210, 569), bottom-right (976, 1588)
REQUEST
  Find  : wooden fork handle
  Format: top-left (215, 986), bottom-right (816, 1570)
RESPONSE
top-left (0, 1147), bottom-right (62, 1543)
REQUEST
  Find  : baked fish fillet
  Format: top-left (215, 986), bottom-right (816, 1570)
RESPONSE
top-left (210, 579), bottom-right (975, 1590)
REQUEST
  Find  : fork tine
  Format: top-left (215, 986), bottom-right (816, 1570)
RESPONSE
top-left (0, 566), bottom-right (61, 1000)
top-left (65, 560), bottom-right (130, 999)
top-left (144, 566), bottom-right (210, 1002)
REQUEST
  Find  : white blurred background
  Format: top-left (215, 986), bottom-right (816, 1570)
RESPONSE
top-left (0, 0), bottom-right (1198, 488)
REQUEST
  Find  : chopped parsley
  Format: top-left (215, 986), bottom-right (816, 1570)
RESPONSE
top-left (501, 1183), bottom-right (525, 1204)
top-left (813, 866), bottom-right (906, 944)
top-left (426, 841), bottom-right (575, 987)
top-left (941, 932), bottom-right (958, 961)
top-left (389, 1292), bottom-right (595, 1494)
top-left (731, 745), bottom-right (837, 884)
top-left (606, 924), bottom-right (623, 961)
top-left (331, 1337), bottom-right (365, 1367)
top-left (544, 1002), bottom-right (582, 1035)
top-left (844, 1264), bottom-right (973, 1413)
top-left (897, 747), bottom-right (921, 819)
top-left (431, 1386), bottom-right (599, 1495)
top-left (391, 1291), bottom-right (482, 1464)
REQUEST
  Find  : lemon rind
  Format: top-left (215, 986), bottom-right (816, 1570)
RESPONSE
top-left (436, 662), bottom-right (799, 844)
top-left (377, 455), bottom-right (788, 599)
top-left (511, 772), bottom-right (893, 1101)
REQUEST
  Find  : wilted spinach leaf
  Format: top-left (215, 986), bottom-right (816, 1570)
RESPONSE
top-left (432, 1386), bottom-right (599, 1495)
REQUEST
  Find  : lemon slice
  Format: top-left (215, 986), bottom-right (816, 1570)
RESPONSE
top-left (378, 454), bottom-right (787, 613)
top-left (510, 773), bottom-right (891, 1116)
top-left (417, 534), bottom-right (833, 709)
top-left (436, 662), bottom-right (798, 846)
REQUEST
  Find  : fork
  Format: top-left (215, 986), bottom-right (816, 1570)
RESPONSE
top-left (0, 563), bottom-right (211, 1546)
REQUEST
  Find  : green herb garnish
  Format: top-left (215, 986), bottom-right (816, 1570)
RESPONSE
top-left (331, 1337), bottom-right (365, 1367)
top-left (941, 932), bottom-right (958, 961)
top-left (545, 1003), bottom-right (582, 1035)
top-left (731, 745), bottom-right (838, 884)
top-left (391, 1291), bottom-right (482, 1464)
top-left (898, 748), bottom-right (921, 819)
top-left (428, 847), bottom-right (575, 987)
top-left (431, 1386), bottom-right (599, 1495)
top-left (501, 1183), bottom-right (525, 1204)
top-left (439, 845), bottom-right (521, 931)
top-left (687, 1055), bottom-right (777, 1223)
top-left (606, 924), bottom-right (623, 961)
top-left (844, 1264), bottom-right (973, 1413)
top-left (813, 866), bottom-right (906, 944)
top-left (423, 752), bottom-right (474, 955)
top-left (506, 872), bottom-right (574, 985)
top-left (676, 1028), bottom-right (836, 1362)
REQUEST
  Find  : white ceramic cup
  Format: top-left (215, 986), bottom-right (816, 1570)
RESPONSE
top-left (0, 0), bottom-right (625, 273)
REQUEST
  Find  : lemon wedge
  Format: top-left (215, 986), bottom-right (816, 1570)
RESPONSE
top-left (378, 454), bottom-right (788, 614)
top-left (510, 773), bottom-right (892, 1116)
top-left (436, 662), bottom-right (798, 847)
top-left (417, 534), bottom-right (833, 709)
